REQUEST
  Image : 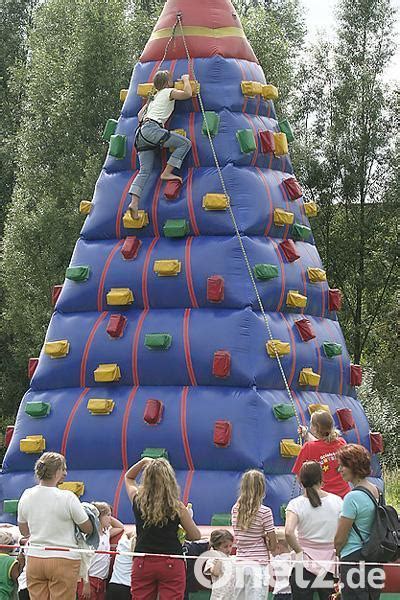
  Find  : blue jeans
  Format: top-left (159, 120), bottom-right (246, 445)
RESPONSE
top-left (129, 120), bottom-right (192, 199)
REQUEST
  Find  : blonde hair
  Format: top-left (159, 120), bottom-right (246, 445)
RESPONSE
top-left (92, 501), bottom-right (111, 517)
top-left (153, 70), bottom-right (170, 91)
top-left (136, 459), bottom-right (181, 527)
top-left (0, 530), bottom-right (14, 548)
top-left (236, 470), bottom-right (266, 530)
top-left (311, 410), bottom-right (339, 443)
top-left (34, 452), bottom-right (66, 481)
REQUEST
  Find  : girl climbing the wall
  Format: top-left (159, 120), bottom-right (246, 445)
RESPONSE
top-left (231, 470), bottom-right (277, 599)
top-left (293, 410), bottom-right (350, 498)
top-left (127, 70), bottom-right (193, 219)
top-left (125, 457), bottom-right (201, 600)
top-left (77, 502), bottom-right (124, 600)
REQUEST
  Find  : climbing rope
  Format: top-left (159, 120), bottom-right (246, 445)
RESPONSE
top-left (174, 15), bottom-right (302, 439)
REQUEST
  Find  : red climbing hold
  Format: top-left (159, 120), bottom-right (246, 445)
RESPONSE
top-left (143, 399), bottom-right (164, 425)
top-left (214, 421), bottom-right (232, 447)
top-left (207, 276), bottom-right (224, 303)
top-left (336, 408), bottom-right (355, 431)
top-left (283, 177), bottom-right (303, 201)
top-left (212, 350), bottom-right (231, 378)
top-left (51, 285), bottom-right (63, 306)
top-left (121, 236), bottom-right (142, 260)
top-left (164, 179), bottom-right (182, 200)
top-left (328, 289), bottom-right (342, 311)
top-left (279, 239), bottom-right (300, 263)
top-left (28, 358), bottom-right (39, 379)
top-left (294, 318), bottom-right (316, 342)
top-left (5, 426), bottom-right (14, 448)
top-left (370, 432), bottom-right (384, 454)
top-left (350, 364), bottom-right (362, 386)
top-left (106, 314), bottom-right (127, 339)
top-left (259, 130), bottom-right (275, 154)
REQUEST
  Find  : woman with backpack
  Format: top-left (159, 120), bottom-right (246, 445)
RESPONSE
top-left (334, 444), bottom-right (382, 600)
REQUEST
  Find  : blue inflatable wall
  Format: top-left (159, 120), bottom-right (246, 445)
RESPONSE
top-left (0, 0), bottom-right (383, 526)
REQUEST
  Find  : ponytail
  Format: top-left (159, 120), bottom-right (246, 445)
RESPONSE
top-left (311, 410), bottom-right (339, 443)
top-left (299, 461), bottom-right (323, 508)
top-left (305, 486), bottom-right (322, 508)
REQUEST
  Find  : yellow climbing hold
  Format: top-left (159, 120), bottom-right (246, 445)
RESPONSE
top-left (153, 260), bottom-right (182, 276)
top-left (106, 288), bottom-right (134, 306)
top-left (241, 81), bottom-right (262, 97)
top-left (299, 368), bottom-right (321, 387)
top-left (266, 340), bottom-right (291, 358)
top-left (280, 439), bottom-right (302, 458)
top-left (304, 201), bottom-right (318, 217)
top-left (79, 201), bottom-right (92, 215)
top-left (308, 403), bottom-right (330, 415)
top-left (137, 83), bottom-right (154, 97)
top-left (87, 398), bottom-right (115, 415)
top-left (58, 482), bottom-right (85, 497)
top-left (44, 340), bottom-right (70, 359)
top-left (123, 210), bottom-right (149, 229)
top-left (274, 208), bottom-right (294, 226)
top-left (120, 89), bottom-right (128, 102)
top-left (307, 268), bottom-right (327, 283)
top-left (20, 435), bottom-right (46, 454)
top-left (261, 84), bottom-right (279, 100)
top-left (286, 290), bottom-right (307, 308)
top-left (273, 133), bottom-right (288, 156)
top-left (174, 79), bottom-right (200, 95)
top-left (94, 363), bottom-right (121, 383)
top-left (203, 193), bottom-right (229, 210)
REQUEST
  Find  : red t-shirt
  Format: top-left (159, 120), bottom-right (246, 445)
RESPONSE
top-left (292, 437), bottom-right (350, 498)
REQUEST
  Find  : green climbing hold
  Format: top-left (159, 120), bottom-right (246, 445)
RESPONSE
top-left (280, 503), bottom-right (287, 523)
top-left (323, 342), bottom-right (343, 358)
top-left (163, 219), bottom-right (190, 238)
top-left (279, 119), bottom-right (294, 143)
top-left (66, 266), bottom-right (90, 282)
top-left (253, 264), bottom-right (279, 281)
top-left (211, 513), bottom-right (232, 526)
top-left (273, 403), bottom-right (296, 421)
top-left (144, 333), bottom-right (172, 350)
top-left (141, 448), bottom-right (169, 460)
top-left (102, 119), bottom-right (118, 142)
top-left (25, 401), bottom-right (51, 418)
top-left (202, 111), bottom-right (220, 137)
top-left (109, 134), bottom-right (127, 159)
top-left (3, 499), bottom-right (19, 513)
top-left (236, 129), bottom-right (257, 154)
top-left (292, 223), bottom-right (312, 241)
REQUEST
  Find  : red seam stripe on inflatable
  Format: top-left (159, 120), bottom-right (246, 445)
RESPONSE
top-left (132, 309), bottom-right (149, 387)
top-left (270, 239), bottom-right (286, 312)
top-left (322, 318), bottom-right (344, 397)
top-left (273, 172), bottom-right (291, 240)
top-left (113, 472), bottom-right (125, 519)
top-left (116, 171), bottom-right (138, 239)
top-left (186, 168), bottom-right (200, 236)
top-left (298, 258), bottom-right (307, 317)
top-left (290, 389), bottom-right (306, 426)
top-left (189, 112), bottom-right (200, 168)
top-left (80, 311), bottom-right (108, 387)
top-left (183, 308), bottom-right (197, 386)
top-left (141, 238), bottom-right (159, 309)
top-left (303, 243), bottom-right (326, 318)
top-left (97, 240), bottom-right (125, 311)
top-left (313, 337), bottom-right (323, 392)
top-left (185, 237), bottom-right (199, 308)
top-left (255, 167), bottom-right (273, 236)
top-left (180, 386), bottom-right (195, 471)
top-left (183, 469), bottom-right (194, 506)
top-left (60, 387), bottom-right (90, 457)
top-left (281, 313), bottom-right (297, 388)
top-left (189, 58), bottom-right (200, 113)
top-left (151, 178), bottom-right (163, 238)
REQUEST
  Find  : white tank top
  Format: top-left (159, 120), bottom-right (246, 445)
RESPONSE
top-left (146, 88), bottom-right (175, 126)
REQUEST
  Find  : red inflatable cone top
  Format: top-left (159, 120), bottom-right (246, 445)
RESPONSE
top-left (140, 0), bottom-right (257, 63)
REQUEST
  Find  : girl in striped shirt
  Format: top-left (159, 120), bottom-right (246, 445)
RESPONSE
top-left (231, 470), bottom-right (277, 599)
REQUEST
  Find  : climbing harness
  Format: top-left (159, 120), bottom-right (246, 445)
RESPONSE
top-left (134, 119), bottom-right (171, 152)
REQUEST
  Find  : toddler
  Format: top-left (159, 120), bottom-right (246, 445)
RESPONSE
top-left (270, 528), bottom-right (293, 600)
top-left (204, 530), bottom-right (235, 600)
top-left (0, 530), bottom-right (25, 599)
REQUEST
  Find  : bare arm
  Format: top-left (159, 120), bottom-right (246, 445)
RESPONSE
top-left (285, 511), bottom-right (302, 554)
top-left (334, 516), bottom-right (353, 555)
top-left (78, 518), bottom-right (93, 535)
top-left (109, 516), bottom-right (125, 538)
top-left (18, 522), bottom-right (30, 538)
top-left (266, 529), bottom-right (277, 553)
top-left (138, 102), bottom-right (149, 122)
top-left (10, 554), bottom-right (25, 581)
top-left (124, 458), bottom-right (152, 502)
top-left (179, 503), bottom-right (201, 541)
top-left (170, 74), bottom-right (193, 101)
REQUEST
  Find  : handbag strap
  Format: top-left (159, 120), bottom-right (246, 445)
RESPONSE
top-left (351, 486), bottom-right (379, 542)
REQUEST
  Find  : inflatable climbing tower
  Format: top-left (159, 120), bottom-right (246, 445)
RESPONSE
top-left (1, 0), bottom-right (383, 525)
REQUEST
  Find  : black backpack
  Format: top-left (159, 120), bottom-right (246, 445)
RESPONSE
top-left (352, 486), bottom-right (400, 563)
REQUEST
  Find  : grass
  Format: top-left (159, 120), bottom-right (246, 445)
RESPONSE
top-left (384, 468), bottom-right (400, 509)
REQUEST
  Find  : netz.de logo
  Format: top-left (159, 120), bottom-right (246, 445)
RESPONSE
top-left (192, 551), bottom-right (386, 592)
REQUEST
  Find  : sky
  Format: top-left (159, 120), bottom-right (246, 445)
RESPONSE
top-left (301, 0), bottom-right (400, 84)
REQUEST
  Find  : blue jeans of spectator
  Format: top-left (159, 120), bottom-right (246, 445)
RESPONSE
top-left (340, 550), bottom-right (383, 600)
top-left (129, 121), bottom-right (192, 199)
